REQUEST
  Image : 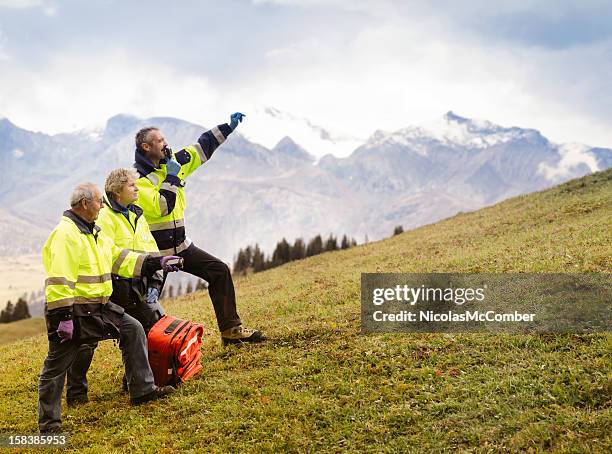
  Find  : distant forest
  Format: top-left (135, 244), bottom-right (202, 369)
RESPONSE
top-left (0, 298), bottom-right (31, 323)
top-left (232, 233), bottom-right (358, 276)
top-left (233, 226), bottom-right (405, 275)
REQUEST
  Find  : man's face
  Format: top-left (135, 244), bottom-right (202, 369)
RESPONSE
top-left (142, 129), bottom-right (167, 162)
top-left (117, 176), bottom-right (139, 206)
top-left (82, 189), bottom-right (104, 222)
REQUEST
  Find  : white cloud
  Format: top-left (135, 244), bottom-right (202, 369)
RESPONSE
top-left (223, 19), bottom-right (612, 151)
top-left (43, 5), bottom-right (55, 16)
top-left (538, 143), bottom-right (600, 182)
top-left (0, 0), bottom-right (43, 8)
top-left (0, 50), bottom-right (225, 134)
top-left (0, 0), bottom-right (57, 16)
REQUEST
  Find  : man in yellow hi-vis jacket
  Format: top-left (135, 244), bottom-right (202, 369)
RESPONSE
top-left (39, 183), bottom-right (181, 433)
top-left (133, 113), bottom-right (264, 345)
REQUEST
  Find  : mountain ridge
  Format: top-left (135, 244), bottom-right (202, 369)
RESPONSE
top-left (1, 112), bottom-right (610, 262)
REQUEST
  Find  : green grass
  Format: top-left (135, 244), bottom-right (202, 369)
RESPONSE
top-left (0, 317), bottom-right (45, 346)
top-left (1, 170), bottom-right (610, 453)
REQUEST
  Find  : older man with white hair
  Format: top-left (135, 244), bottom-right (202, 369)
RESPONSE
top-left (38, 183), bottom-right (181, 433)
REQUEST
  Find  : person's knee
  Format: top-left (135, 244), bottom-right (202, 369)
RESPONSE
top-left (220, 261), bottom-right (231, 276)
top-left (121, 314), bottom-right (147, 343)
top-left (77, 342), bottom-right (97, 357)
top-left (206, 256), bottom-right (229, 274)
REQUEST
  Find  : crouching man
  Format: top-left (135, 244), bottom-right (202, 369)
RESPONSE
top-left (38, 183), bottom-right (180, 433)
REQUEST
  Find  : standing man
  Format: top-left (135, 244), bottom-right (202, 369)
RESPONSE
top-left (133, 113), bottom-right (264, 345)
top-left (39, 183), bottom-right (180, 433)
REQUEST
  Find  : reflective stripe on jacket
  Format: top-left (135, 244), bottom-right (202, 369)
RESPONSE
top-left (133, 123), bottom-right (233, 252)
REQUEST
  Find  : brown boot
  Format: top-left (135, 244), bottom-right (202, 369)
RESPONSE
top-left (221, 325), bottom-right (265, 346)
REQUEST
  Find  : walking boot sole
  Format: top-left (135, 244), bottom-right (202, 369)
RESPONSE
top-left (222, 332), bottom-right (266, 346)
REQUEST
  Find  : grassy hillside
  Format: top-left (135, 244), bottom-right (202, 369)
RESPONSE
top-left (0, 317), bottom-right (45, 346)
top-left (1, 170), bottom-right (610, 452)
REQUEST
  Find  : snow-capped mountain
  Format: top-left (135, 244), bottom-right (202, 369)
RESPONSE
top-left (1, 112), bottom-right (610, 263)
top-left (241, 106), bottom-right (365, 159)
top-left (368, 111), bottom-right (549, 151)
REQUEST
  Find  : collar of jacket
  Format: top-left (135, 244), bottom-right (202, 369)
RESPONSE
top-left (134, 148), bottom-right (168, 177)
top-left (63, 209), bottom-right (101, 236)
top-left (103, 193), bottom-right (144, 220)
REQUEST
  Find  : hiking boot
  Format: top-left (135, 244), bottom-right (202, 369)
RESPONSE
top-left (40, 425), bottom-right (63, 434)
top-left (221, 325), bottom-right (265, 346)
top-left (66, 395), bottom-right (88, 407)
top-left (130, 385), bottom-right (175, 405)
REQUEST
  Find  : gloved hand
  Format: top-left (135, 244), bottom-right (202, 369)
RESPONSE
top-left (146, 287), bottom-right (160, 304)
top-left (165, 158), bottom-right (181, 177)
top-left (161, 255), bottom-right (183, 272)
top-left (57, 319), bottom-right (74, 343)
top-left (229, 112), bottom-right (246, 130)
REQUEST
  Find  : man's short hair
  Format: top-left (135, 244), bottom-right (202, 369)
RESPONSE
top-left (135, 127), bottom-right (159, 150)
top-left (105, 168), bottom-right (139, 198)
top-left (70, 183), bottom-right (98, 207)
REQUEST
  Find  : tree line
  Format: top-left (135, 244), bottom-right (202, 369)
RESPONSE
top-left (233, 234), bottom-right (358, 275)
top-left (0, 297), bottom-right (31, 324)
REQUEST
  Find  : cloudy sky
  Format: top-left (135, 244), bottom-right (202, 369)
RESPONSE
top-left (1, 0), bottom-right (611, 156)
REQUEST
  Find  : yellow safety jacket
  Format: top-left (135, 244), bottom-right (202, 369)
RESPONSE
top-left (96, 196), bottom-right (163, 308)
top-left (42, 210), bottom-right (149, 341)
top-left (133, 123), bottom-right (234, 255)
top-left (97, 196), bottom-right (159, 255)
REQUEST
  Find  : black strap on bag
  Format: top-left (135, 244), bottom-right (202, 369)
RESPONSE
top-left (164, 318), bottom-right (185, 334)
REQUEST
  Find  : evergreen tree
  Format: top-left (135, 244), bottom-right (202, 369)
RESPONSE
top-left (351, 237), bottom-right (358, 247)
top-left (306, 235), bottom-right (323, 257)
top-left (12, 297), bottom-right (31, 321)
top-left (272, 238), bottom-right (291, 267)
top-left (290, 238), bottom-right (306, 261)
top-left (244, 246), bottom-right (253, 268)
top-left (233, 248), bottom-right (249, 275)
top-left (325, 234), bottom-right (338, 251)
top-left (393, 225), bottom-right (404, 236)
top-left (252, 244), bottom-right (265, 272)
top-left (176, 283), bottom-right (183, 296)
top-left (341, 235), bottom-right (350, 249)
top-left (0, 301), bottom-right (14, 324)
top-left (167, 285), bottom-right (174, 299)
top-left (185, 281), bottom-right (194, 294)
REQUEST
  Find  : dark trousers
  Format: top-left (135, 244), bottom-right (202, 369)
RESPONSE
top-left (66, 300), bottom-right (164, 399)
top-left (177, 243), bottom-right (241, 332)
top-left (65, 343), bottom-right (97, 401)
top-left (38, 313), bottom-right (156, 432)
